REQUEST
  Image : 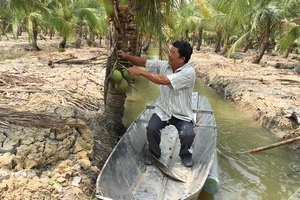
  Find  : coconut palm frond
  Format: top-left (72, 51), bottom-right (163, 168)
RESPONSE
top-left (198, 0), bottom-right (212, 18)
top-left (279, 24), bottom-right (300, 51)
top-left (27, 12), bottom-right (42, 40)
top-left (227, 31), bottom-right (250, 57)
top-left (75, 8), bottom-right (103, 30)
top-left (52, 17), bottom-right (73, 39)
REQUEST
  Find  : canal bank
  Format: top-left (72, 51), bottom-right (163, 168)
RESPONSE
top-left (190, 47), bottom-right (300, 150)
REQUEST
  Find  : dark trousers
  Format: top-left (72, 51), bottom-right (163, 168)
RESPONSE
top-left (146, 113), bottom-right (195, 159)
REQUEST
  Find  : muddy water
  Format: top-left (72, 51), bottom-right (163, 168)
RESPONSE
top-left (123, 50), bottom-right (300, 200)
top-left (0, 50), bottom-right (27, 61)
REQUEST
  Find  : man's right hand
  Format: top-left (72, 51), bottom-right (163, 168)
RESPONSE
top-left (118, 50), bottom-right (127, 60)
top-left (117, 50), bottom-right (147, 67)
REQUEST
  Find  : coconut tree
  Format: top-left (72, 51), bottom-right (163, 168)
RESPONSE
top-left (279, 21), bottom-right (300, 58)
top-left (277, 0), bottom-right (300, 57)
top-left (73, 5), bottom-right (107, 48)
top-left (0, 0), bottom-right (11, 39)
top-left (101, 0), bottom-right (176, 135)
top-left (101, 0), bottom-right (134, 134)
top-left (213, 0), bottom-right (300, 63)
top-left (170, 0), bottom-right (210, 49)
top-left (8, 0), bottom-right (53, 50)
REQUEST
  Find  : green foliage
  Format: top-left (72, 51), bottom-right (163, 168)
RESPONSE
top-left (279, 23), bottom-right (300, 52)
top-left (1, 0), bottom-right (299, 59)
top-left (52, 17), bottom-right (73, 39)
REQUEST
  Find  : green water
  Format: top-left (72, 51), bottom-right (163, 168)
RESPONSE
top-left (0, 51), bottom-right (28, 61)
top-left (123, 49), bottom-right (300, 200)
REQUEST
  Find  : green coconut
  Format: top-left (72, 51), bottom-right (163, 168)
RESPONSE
top-left (115, 78), bottom-right (129, 93)
top-left (122, 70), bottom-right (133, 82)
top-left (110, 69), bottom-right (123, 83)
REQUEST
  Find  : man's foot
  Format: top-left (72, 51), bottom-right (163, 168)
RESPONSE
top-left (144, 156), bottom-right (153, 165)
top-left (181, 156), bottom-right (193, 167)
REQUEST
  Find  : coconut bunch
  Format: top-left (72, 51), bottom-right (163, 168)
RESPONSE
top-left (109, 50), bottom-right (133, 93)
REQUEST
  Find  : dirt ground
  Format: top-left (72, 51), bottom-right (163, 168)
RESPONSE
top-left (191, 47), bottom-right (300, 141)
top-left (0, 34), bottom-right (299, 199)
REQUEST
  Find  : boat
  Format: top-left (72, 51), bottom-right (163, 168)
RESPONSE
top-left (96, 92), bottom-right (219, 200)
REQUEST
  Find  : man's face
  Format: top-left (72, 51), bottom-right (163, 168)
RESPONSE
top-left (168, 46), bottom-right (185, 68)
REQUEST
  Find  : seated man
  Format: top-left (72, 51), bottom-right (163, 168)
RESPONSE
top-left (118, 40), bottom-right (195, 167)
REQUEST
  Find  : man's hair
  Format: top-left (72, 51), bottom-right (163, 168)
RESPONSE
top-left (172, 40), bottom-right (193, 63)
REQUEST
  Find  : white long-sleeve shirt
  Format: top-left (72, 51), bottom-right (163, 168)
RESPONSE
top-left (146, 60), bottom-right (196, 123)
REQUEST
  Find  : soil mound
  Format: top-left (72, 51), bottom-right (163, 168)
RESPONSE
top-left (0, 35), bottom-right (118, 199)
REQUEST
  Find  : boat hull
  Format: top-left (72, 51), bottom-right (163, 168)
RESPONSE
top-left (96, 92), bottom-right (218, 200)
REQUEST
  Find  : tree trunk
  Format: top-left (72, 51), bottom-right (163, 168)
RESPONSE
top-left (284, 45), bottom-right (293, 58)
top-left (196, 28), bottom-right (203, 51)
top-left (221, 39), bottom-right (230, 55)
top-left (59, 36), bottom-right (67, 49)
top-left (50, 29), bottom-right (55, 40)
top-left (128, 20), bottom-right (138, 59)
top-left (136, 34), bottom-right (142, 56)
top-left (252, 37), bottom-right (268, 64)
top-left (75, 19), bottom-right (83, 49)
top-left (0, 19), bottom-right (9, 40)
top-left (31, 21), bottom-right (41, 51)
top-left (214, 31), bottom-right (221, 53)
top-left (103, 1), bottom-right (135, 135)
top-left (252, 14), bottom-right (271, 64)
top-left (104, 82), bottom-right (127, 134)
top-left (185, 30), bottom-right (189, 41)
top-left (243, 39), bottom-right (252, 53)
top-left (191, 32), bottom-right (196, 48)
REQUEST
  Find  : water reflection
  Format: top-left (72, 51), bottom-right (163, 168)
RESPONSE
top-left (0, 51), bottom-right (27, 61)
top-left (196, 79), bottom-right (300, 200)
top-left (124, 49), bottom-right (300, 200)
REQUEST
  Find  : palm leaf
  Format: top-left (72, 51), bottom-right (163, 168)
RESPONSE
top-left (52, 17), bottom-right (73, 39)
top-left (280, 24), bottom-right (300, 51)
top-left (74, 8), bottom-right (103, 30)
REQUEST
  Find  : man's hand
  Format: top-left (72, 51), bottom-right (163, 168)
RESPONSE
top-left (128, 67), bottom-right (143, 76)
top-left (128, 67), bottom-right (171, 85)
top-left (117, 50), bottom-right (146, 67)
top-left (118, 50), bottom-right (127, 60)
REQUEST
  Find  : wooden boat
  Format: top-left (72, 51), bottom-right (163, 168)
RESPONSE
top-left (96, 92), bottom-right (219, 200)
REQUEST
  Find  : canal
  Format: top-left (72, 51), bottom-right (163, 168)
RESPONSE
top-left (123, 48), bottom-right (300, 200)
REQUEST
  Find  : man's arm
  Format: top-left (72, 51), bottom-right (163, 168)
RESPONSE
top-left (118, 50), bottom-right (170, 85)
top-left (118, 50), bottom-right (146, 67)
top-left (128, 67), bottom-right (171, 85)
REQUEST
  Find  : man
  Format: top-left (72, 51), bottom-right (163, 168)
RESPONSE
top-left (118, 40), bottom-right (196, 167)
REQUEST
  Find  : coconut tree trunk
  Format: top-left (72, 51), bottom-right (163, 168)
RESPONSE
top-left (252, 14), bottom-right (271, 64)
top-left (243, 39), bottom-right (252, 53)
top-left (59, 36), bottom-right (67, 49)
top-left (136, 34), bottom-right (142, 56)
top-left (196, 28), bottom-right (203, 51)
top-left (75, 19), bottom-right (83, 48)
top-left (191, 32), bottom-right (196, 47)
top-left (31, 21), bottom-right (41, 51)
top-left (284, 45), bottom-right (293, 58)
top-left (50, 29), bottom-right (55, 40)
top-left (0, 19), bottom-right (9, 40)
top-left (252, 36), bottom-right (269, 64)
top-left (214, 31), bottom-right (222, 53)
top-left (221, 38), bottom-right (230, 55)
top-left (103, 1), bottom-right (135, 135)
top-left (105, 81), bottom-right (127, 133)
top-left (185, 30), bottom-right (189, 41)
top-left (127, 19), bottom-right (138, 57)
